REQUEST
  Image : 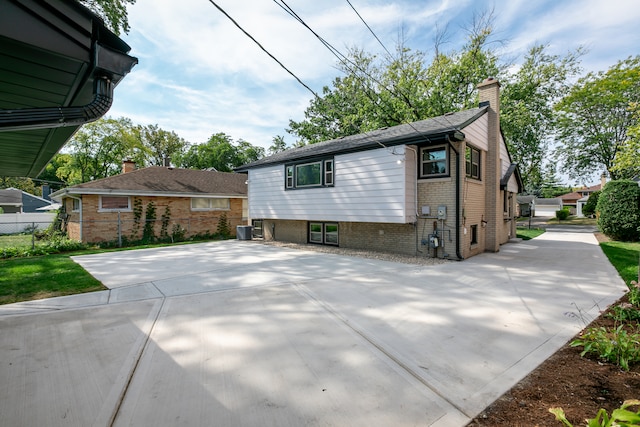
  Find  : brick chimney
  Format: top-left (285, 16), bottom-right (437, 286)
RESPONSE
top-left (122, 159), bottom-right (136, 174)
top-left (477, 77), bottom-right (502, 252)
top-left (600, 171), bottom-right (607, 190)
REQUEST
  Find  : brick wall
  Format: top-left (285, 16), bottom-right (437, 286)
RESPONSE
top-left (478, 78), bottom-right (502, 253)
top-left (64, 195), bottom-right (245, 243)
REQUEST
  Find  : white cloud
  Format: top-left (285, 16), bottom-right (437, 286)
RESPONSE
top-left (109, 0), bottom-right (640, 153)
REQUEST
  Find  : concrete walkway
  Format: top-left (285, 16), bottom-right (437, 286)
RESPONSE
top-left (0, 229), bottom-right (626, 426)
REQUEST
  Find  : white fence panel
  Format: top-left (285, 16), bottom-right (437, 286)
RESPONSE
top-left (0, 213), bottom-right (56, 234)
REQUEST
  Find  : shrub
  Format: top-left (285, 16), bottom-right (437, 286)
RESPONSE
top-left (550, 400), bottom-right (640, 426)
top-left (571, 324), bottom-right (640, 371)
top-left (582, 190), bottom-right (600, 217)
top-left (556, 208), bottom-right (570, 220)
top-left (142, 202), bottom-right (157, 242)
top-left (216, 213), bottom-right (230, 238)
top-left (597, 180), bottom-right (640, 241)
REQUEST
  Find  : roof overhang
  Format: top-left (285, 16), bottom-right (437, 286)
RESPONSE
top-left (50, 187), bottom-right (248, 202)
top-left (0, 0), bottom-right (137, 178)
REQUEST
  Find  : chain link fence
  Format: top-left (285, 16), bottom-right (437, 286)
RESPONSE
top-left (0, 220), bottom-right (57, 250)
top-left (67, 215), bottom-right (245, 247)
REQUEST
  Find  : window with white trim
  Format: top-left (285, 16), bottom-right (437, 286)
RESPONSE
top-left (420, 146), bottom-right (448, 178)
top-left (309, 222), bottom-right (339, 246)
top-left (72, 198), bottom-right (80, 212)
top-left (99, 196), bottom-right (130, 211)
top-left (285, 158), bottom-right (335, 189)
top-left (191, 198), bottom-right (230, 211)
top-left (465, 145), bottom-right (481, 180)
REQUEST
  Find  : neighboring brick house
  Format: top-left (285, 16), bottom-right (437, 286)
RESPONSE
top-left (557, 173), bottom-right (606, 216)
top-left (51, 164), bottom-right (248, 243)
top-left (236, 78), bottom-right (523, 260)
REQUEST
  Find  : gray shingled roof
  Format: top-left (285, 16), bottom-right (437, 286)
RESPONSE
top-left (236, 107), bottom-right (487, 171)
top-left (51, 167), bottom-right (247, 198)
top-left (0, 189), bottom-right (22, 206)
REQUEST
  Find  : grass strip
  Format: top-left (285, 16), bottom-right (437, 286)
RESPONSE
top-left (600, 241), bottom-right (640, 284)
top-left (0, 254), bottom-right (106, 304)
top-left (516, 227), bottom-right (545, 240)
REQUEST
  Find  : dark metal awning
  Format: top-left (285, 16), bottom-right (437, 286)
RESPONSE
top-left (0, 0), bottom-right (137, 178)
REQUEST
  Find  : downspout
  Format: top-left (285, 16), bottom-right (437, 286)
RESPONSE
top-left (0, 76), bottom-right (114, 131)
top-left (447, 136), bottom-right (464, 261)
top-left (404, 145), bottom-right (422, 254)
top-left (67, 195), bottom-right (83, 243)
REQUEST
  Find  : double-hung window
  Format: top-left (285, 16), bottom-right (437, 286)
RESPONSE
top-left (420, 146), bottom-right (448, 178)
top-left (465, 145), bottom-right (481, 180)
top-left (285, 158), bottom-right (335, 189)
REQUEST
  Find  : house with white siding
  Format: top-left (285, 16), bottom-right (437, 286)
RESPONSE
top-left (236, 78), bottom-right (523, 260)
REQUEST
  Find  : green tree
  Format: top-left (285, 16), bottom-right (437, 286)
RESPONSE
top-left (501, 44), bottom-right (582, 190)
top-left (135, 124), bottom-right (188, 166)
top-left (79, 0), bottom-right (136, 35)
top-left (177, 133), bottom-right (263, 172)
top-left (582, 190), bottom-right (600, 217)
top-left (36, 153), bottom-right (73, 191)
top-left (538, 163), bottom-right (572, 198)
top-left (269, 135), bottom-right (288, 155)
top-left (555, 56), bottom-right (640, 181)
top-left (57, 117), bottom-right (140, 184)
top-left (612, 102), bottom-right (640, 178)
top-left (288, 25), bottom-right (501, 146)
top-left (0, 177), bottom-right (37, 195)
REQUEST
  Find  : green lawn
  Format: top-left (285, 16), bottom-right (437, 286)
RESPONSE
top-left (516, 227), bottom-right (545, 240)
top-left (600, 240), bottom-right (640, 285)
top-left (0, 253), bottom-right (106, 305)
top-left (0, 234), bottom-right (33, 249)
top-left (1, 233), bottom-right (638, 305)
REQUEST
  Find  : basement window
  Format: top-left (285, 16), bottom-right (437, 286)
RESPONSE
top-left (309, 222), bottom-right (339, 246)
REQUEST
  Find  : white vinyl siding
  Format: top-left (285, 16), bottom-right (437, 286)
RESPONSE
top-left (461, 112), bottom-right (489, 152)
top-left (248, 147), bottom-right (416, 223)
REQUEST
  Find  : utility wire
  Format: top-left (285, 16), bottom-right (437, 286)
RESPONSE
top-left (345, 0), bottom-right (392, 57)
top-left (273, 0), bottom-right (460, 141)
top-left (206, 0), bottom-right (318, 98)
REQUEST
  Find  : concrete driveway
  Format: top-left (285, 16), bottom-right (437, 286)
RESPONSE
top-left (0, 229), bottom-right (626, 426)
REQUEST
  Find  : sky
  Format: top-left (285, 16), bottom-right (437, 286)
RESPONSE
top-left (109, 0), bottom-right (640, 159)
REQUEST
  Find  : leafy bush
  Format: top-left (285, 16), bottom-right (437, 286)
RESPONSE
top-left (571, 324), bottom-right (640, 371)
top-left (556, 208), bottom-right (570, 220)
top-left (0, 236), bottom-right (87, 259)
top-left (608, 303), bottom-right (640, 322)
top-left (582, 190), bottom-right (600, 217)
top-left (550, 399), bottom-right (640, 426)
top-left (597, 180), bottom-right (640, 241)
top-left (216, 213), bottom-right (230, 238)
top-left (142, 202), bottom-right (157, 242)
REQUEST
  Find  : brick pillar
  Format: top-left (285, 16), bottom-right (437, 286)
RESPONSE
top-left (477, 77), bottom-right (501, 252)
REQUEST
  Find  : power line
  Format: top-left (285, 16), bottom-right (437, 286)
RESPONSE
top-left (273, 0), bottom-right (458, 141)
top-left (205, 0), bottom-right (318, 98)
top-left (345, 0), bottom-right (392, 57)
